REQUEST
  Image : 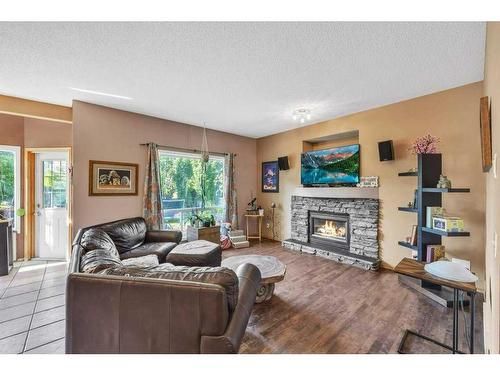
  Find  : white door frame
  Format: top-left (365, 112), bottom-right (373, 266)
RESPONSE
top-left (24, 147), bottom-right (72, 261)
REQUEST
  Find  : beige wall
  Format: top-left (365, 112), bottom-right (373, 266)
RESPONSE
top-left (483, 22), bottom-right (500, 354)
top-left (24, 118), bottom-right (73, 148)
top-left (0, 114), bottom-right (72, 259)
top-left (257, 82), bottom-right (486, 288)
top-left (71, 101), bottom-right (258, 232)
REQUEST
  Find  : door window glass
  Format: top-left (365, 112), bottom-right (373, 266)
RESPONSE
top-left (42, 160), bottom-right (68, 208)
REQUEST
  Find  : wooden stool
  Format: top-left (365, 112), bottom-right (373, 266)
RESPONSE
top-left (245, 214), bottom-right (263, 242)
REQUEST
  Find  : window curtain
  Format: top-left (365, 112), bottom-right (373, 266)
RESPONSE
top-left (224, 153), bottom-right (238, 229)
top-left (143, 143), bottom-right (163, 230)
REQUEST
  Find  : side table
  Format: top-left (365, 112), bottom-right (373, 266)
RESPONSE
top-left (394, 258), bottom-right (477, 354)
top-left (245, 214), bottom-right (263, 242)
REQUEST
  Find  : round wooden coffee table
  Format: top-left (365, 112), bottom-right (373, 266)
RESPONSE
top-left (222, 255), bottom-right (286, 303)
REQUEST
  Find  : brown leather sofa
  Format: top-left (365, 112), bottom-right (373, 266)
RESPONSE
top-left (66, 218), bottom-right (261, 354)
top-left (74, 217), bottom-right (183, 263)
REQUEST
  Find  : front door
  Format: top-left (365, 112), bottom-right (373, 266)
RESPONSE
top-left (34, 151), bottom-right (69, 260)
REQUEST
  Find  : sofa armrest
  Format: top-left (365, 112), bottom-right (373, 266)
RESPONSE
top-left (200, 263), bottom-right (261, 353)
top-left (145, 230), bottom-right (182, 244)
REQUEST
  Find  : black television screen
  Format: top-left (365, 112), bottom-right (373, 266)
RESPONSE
top-left (301, 144), bottom-right (360, 185)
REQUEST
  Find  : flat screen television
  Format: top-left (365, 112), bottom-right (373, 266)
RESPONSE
top-left (301, 144), bottom-right (360, 186)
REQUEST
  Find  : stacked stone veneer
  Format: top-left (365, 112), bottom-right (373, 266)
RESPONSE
top-left (283, 196), bottom-right (380, 270)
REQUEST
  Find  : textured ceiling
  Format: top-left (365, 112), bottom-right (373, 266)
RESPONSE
top-left (0, 22), bottom-right (486, 138)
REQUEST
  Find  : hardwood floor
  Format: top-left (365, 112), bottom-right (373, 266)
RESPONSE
top-left (223, 240), bottom-right (484, 354)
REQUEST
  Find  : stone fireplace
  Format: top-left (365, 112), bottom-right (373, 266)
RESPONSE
top-left (283, 194), bottom-right (380, 270)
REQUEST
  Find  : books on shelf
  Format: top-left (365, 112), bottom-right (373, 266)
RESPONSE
top-left (410, 225), bottom-right (417, 246)
top-left (426, 206), bottom-right (445, 228)
top-left (426, 245), bottom-right (446, 262)
top-left (432, 216), bottom-right (465, 232)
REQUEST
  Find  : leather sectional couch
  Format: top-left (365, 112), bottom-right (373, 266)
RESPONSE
top-left (76, 217), bottom-right (183, 263)
top-left (66, 217), bottom-right (261, 354)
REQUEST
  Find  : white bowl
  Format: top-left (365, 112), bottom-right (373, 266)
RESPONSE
top-left (424, 261), bottom-right (478, 283)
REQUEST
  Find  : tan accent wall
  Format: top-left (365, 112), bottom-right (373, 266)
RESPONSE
top-left (257, 82), bottom-right (486, 289)
top-left (71, 101), bottom-right (258, 232)
top-left (483, 21), bottom-right (500, 354)
top-left (0, 94), bottom-right (72, 124)
top-left (0, 113), bottom-right (72, 259)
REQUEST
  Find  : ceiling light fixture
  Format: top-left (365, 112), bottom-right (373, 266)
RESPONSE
top-left (69, 87), bottom-right (132, 100)
top-left (292, 108), bottom-right (311, 124)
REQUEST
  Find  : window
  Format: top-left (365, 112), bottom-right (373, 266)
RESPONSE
top-left (0, 145), bottom-right (21, 232)
top-left (159, 150), bottom-right (225, 235)
top-left (42, 160), bottom-right (68, 208)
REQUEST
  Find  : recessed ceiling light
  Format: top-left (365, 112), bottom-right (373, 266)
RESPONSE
top-left (69, 87), bottom-right (132, 100)
top-left (292, 108), bottom-right (311, 124)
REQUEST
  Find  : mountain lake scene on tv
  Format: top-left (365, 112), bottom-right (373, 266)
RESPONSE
top-left (301, 144), bottom-right (360, 185)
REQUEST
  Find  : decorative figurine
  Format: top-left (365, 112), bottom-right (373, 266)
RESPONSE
top-left (436, 175), bottom-right (452, 189)
top-left (247, 197), bottom-right (257, 211)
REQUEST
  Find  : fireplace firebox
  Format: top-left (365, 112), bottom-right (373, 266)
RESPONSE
top-left (308, 211), bottom-right (350, 250)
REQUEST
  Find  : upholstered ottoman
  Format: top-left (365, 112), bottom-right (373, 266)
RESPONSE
top-left (166, 240), bottom-right (222, 267)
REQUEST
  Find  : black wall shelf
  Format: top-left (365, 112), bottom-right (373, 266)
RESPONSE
top-left (398, 207), bottom-right (417, 213)
top-left (397, 154), bottom-right (471, 307)
top-left (421, 188), bottom-right (471, 193)
top-left (398, 241), bottom-right (417, 251)
top-left (421, 227), bottom-right (470, 237)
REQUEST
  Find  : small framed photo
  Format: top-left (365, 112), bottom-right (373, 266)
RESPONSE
top-left (262, 161), bottom-right (279, 193)
top-left (356, 176), bottom-right (379, 187)
top-left (89, 160), bottom-right (138, 196)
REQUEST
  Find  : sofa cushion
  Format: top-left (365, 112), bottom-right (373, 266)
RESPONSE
top-left (97, 217), bottom-right (147, 253)
top-left (80, 228), bottom-right (119, 257)
top-left (120, 242), bottom-right (177, 263)
top-left (121, 254), bottom-right (160, 268)
top-left (80, 249), bottom-right (122, 274)
top-left (99, 264), bottom-right (239, 312)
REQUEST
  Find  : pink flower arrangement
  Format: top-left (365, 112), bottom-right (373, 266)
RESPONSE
top-left (409, 134), bottom-right (440, 154)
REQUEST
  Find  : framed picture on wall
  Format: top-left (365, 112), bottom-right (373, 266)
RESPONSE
top-left (89, 160), bottom-right (138, 196)
top-left (262, 161), bottom-right (279, 193)
top-left (480, 96), bottom-right (492, 172)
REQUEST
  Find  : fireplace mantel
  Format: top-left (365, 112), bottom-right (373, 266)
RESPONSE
top-left (293, 187), bottom-right (379, 199)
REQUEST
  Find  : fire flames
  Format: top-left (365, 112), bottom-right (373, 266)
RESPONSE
top-left (316, 220), bottom-right (346, 239)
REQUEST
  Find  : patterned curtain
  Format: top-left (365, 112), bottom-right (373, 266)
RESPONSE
top-left (143, 143), bottom-right (163, 230)
top-left (224, 153), bottom-right (238, 229)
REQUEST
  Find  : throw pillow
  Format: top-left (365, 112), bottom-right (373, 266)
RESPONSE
top-left (122, 254), bottom-right (159, 268)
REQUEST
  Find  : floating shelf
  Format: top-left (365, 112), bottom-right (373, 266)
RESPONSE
top-left (421, 188), bottom-right (470, 193)
top-left (398, 171), bottom-right (418, 176)
top-left (398, 241), bottom-right (418, 250)
top-left (398, 207), bottom-right (417, 213)
top-left (421, 227), bottom-right (470, 237)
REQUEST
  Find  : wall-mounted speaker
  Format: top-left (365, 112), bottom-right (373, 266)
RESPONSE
top-left (378, 140), bottom-right (394, 161)
top-left (278, 156), bottom-right (290, 170)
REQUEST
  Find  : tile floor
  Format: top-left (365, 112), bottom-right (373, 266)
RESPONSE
top-left (0, 260), bottom-right (67, 354)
